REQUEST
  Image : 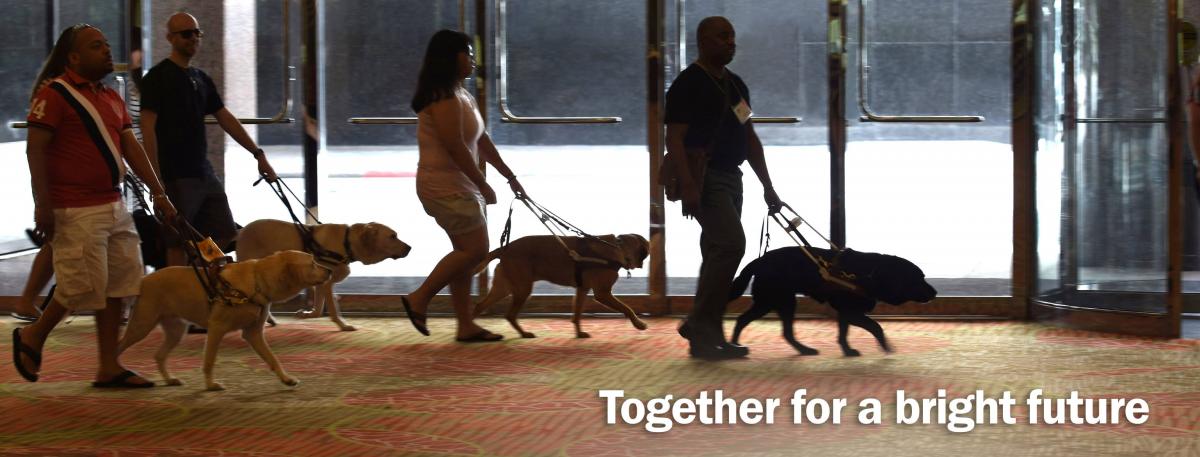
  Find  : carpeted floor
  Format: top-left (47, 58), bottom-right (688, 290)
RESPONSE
top-left (1, 316), bottom-right (1198, 456)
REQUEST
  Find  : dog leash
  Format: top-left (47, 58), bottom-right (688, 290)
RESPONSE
top-left (767, 203), bottom-right (864, 295)
top-left (504, 195), bottom-right (629, 272)
top-left (132, 180), bottom-right (251, 307)
top-left (254, 175), bottom-right (352, 265)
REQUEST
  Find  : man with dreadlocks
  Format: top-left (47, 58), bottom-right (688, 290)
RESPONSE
top-left (12, 24), bottom-right (177, 388)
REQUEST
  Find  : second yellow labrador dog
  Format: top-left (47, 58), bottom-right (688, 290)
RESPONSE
top-left (236, 219), bottom-right (412, 331)
top-left (119, 250), bottom-right (332, 391)
top-left (473, 234), bottom-right (650, 338)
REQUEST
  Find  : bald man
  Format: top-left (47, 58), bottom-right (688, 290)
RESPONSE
top-left (140, 12), bottom-right (277, 268)
top-left (668, 17), bottom-right (782, 360)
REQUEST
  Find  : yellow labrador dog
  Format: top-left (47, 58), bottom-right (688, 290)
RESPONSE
top-left (236, 219), bottom-right (412, 331)
top-left (120, 250), bottom-right (332, 391)
top-left (473, 234), bottom-right (650, 338)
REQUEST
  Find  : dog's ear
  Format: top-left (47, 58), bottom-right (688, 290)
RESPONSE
top-left (362, 224), bottom-right (380, 251)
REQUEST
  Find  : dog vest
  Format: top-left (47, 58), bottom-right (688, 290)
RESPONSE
top-left (571, 241), bottom-right (626, 287)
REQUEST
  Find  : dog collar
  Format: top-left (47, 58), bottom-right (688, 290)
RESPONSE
top-left (342, 226), bottom-right (356, 263)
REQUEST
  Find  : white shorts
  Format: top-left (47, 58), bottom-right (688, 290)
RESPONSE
top-left (50, 200), bottom-right (144, 311)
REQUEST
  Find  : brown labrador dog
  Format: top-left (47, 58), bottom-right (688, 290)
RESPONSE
top-left (236, 219), bottom-right (412, 331)
top-left (120, 251), bottom-right (332, 391)
top-left (473, 234), bottom-right (650, 338)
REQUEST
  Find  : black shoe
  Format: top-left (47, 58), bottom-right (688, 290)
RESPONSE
top-left (677, 320), bottom-right (692, 339)
top-left (187, 325), bottom-right (208, 334)
top-left (689, 341), bottom-right (750, 360)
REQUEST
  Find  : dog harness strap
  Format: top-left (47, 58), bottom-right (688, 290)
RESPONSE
top-left (572, 241), bottom-right (626, 286)
top-left (342, 225), bottom-right (356, 263)
top-left (302, 228), bottom-right (349, 266)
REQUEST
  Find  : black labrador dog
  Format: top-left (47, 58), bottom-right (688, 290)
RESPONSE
top-left (728, 246), bottom-right (937, 356)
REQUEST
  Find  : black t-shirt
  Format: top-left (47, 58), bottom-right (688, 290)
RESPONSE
top-left (140, 59), bottom-right (225, 181)
top-left (664, 64), bottom-right (751, 172)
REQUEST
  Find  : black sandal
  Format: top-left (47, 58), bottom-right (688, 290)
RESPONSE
top-left (92, 370), bottom-right (154, 388)
top-left (11, 328), bottom-right (41, 382)
top-left (401, 296), bottom-right (429, 336)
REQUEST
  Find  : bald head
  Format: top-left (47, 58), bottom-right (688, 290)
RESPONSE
top-left (696, 16), bottom-right (731, 42)
top-left (166, 12), bottom-right (202, 61)
top-left (696, 16), bottom-right (736, 67)
top-left (167, 13), bottom-right (198, 33)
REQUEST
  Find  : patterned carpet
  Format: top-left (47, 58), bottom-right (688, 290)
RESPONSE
top-left (1, 316), bottom-right (1198, 456)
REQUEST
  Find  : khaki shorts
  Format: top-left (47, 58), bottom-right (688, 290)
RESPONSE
top-left (50, 200), bottom-right (144, 311)
top-left (419, 193), bottom-right (486, 235)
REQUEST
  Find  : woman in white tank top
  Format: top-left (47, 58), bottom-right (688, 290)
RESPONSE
top-left (402, 30), bottom-right (524, 342)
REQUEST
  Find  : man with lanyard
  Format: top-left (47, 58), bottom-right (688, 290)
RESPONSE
top-left (667, 17), bottom-right (782, 360)
top-left (12, 24), bottom-right (178, 387)
top-left (140, 12), bottom-right (278, 268)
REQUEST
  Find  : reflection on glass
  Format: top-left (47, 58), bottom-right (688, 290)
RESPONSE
top-left (1036, 0), bottom-right (1169, 313)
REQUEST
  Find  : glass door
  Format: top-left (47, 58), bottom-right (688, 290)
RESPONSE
top-left (669, 0), bottom-right (829, 297)
top-left (483, 0), bottom-right (648, 304)
top-left (1034, 0), bottom-right (1183, 337)
top-left (319, 0), bottom-right (465, 295)
top-left (843, 0), bottom-right (1014, 300)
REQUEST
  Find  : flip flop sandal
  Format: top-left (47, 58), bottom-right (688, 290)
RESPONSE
top-left (10, 312), bottom-right (39, 322)
top-left (401, 296), bottom-right (429, 336)
top-left (92, 370), bottom-right (154, 389)
top-left (11, 328), bottom-right (41, 382)
top-left (455, 329), bottom-right (504, 343)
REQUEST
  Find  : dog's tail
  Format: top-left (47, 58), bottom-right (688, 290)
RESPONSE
top-left (728, 260), bottom-right (758, 300)
top-left (471, 248), bottom-right (504, 275)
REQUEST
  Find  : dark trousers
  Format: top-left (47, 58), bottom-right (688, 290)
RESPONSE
top-left (686, 167), bottom-right (745, 345)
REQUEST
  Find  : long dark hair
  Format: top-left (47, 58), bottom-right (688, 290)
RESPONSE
top-left (31, 24), bottom-right (93, 101)
top-left (410, 29), bottom-right (471, 114)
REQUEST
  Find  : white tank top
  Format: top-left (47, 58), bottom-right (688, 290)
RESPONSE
top-left (416, 87), bottom-right (484, 198)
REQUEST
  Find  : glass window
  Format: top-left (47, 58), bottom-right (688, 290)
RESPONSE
top-left (846, 0), bottom-right (1013, 296)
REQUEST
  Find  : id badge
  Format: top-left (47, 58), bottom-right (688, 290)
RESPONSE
top-left (733, 99), bottom-right (753, 124)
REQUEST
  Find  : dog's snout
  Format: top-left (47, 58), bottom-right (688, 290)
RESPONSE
top-left (918, 284), bottom-right (938, 303)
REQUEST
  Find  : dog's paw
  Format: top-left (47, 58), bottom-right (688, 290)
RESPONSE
top-left (295, 309), bottom-right (317, 319)
top-left (336, 323), bottom-right (357, 332)
top-left (633, 319), bottom-right (648, 331)
top-left (842, 349), bottom-right (861, 357)
top-left (281, 376), bottom-right (300, 387)
top-left (164, 377), bottom-right (183, 386)
top-left (520, 331), bottom-right (536, 338)
top-left (205, 382), bottom-right (225, 391)
top-left (796, 346), bottom-right (820, 356)
top-left (576, 331), bottom-right (591, 339)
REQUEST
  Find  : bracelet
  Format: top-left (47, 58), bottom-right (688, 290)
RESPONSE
top-left (252, 148), bottom-right (265, 158)
top-left (152, 192), bottom-right (167, 200)
top-left (506, 175), bottom-right (517, 183)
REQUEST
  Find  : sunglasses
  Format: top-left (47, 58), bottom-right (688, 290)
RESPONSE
top-left (171, 28), bottom-right (204, 39)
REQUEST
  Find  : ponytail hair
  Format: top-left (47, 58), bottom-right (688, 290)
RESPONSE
top-left (30, 23), bottom-right (94, 101)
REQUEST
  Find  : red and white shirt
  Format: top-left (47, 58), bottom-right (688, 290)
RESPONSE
top-left (27, 68), bottom-right (131, 209)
